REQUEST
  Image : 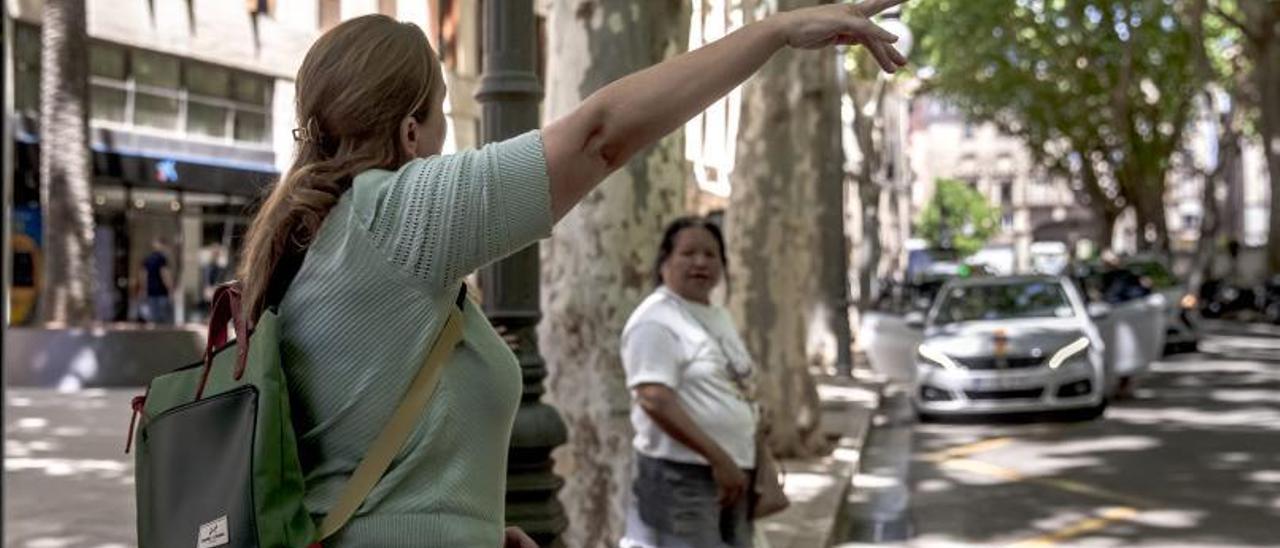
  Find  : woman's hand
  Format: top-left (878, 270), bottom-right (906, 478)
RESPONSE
top-left (773, 0), bottom-right (909, 72)
top-left (502, 526), bottom-right (538, 548)
top-left (711, 456), bottom-right (750, 508)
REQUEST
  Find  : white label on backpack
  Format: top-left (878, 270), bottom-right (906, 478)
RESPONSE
top-left (197, 516), bottom-right (229, 548)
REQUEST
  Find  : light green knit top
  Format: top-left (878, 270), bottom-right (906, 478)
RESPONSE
top-left (278, 131), bottom-right (551, 547)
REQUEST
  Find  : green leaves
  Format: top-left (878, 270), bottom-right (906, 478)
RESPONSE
top-left (915, 178), bottom-right (1002, 257)
top-left (906, 0), bottom-right (1207, 231)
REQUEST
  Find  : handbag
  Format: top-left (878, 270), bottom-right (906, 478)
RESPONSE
top-left (128, 276), bottom-right (468, 548)
top-left (661, 289), bottom-right (790, 519)
top-left (750, 410), bottom-right (790, 519)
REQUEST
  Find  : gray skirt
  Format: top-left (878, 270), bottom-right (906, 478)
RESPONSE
top-left (620, 454), bottom-right (754, 548)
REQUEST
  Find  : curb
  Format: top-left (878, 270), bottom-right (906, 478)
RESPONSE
top-left (759, 375), bottom-right (886, 548)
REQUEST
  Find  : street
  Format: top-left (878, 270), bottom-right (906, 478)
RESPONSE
top-left (839, 325), bottom-right (1280, 547)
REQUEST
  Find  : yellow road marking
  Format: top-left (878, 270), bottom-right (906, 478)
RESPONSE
top-left (939, 458), bottom-right (1160, 508)
top-left (1006, 507), bottom-right (1139, 547)
top-left (923, 436), bottom-right (1014, 462)
top-left (924, 433), bottom-right (1161, 546)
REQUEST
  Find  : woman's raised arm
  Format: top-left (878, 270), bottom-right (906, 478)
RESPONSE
top-left (541, 0), bottom-right (908, 221)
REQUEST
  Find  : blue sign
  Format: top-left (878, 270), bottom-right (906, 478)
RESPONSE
top-left (155, 159), bottom-right (180, 184)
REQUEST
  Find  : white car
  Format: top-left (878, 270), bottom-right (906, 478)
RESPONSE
top-left (910, 276), bottom-right (1111, 420)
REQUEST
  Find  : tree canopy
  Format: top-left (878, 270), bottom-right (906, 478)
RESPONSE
top-left (916, 178), bottom-right (1001, 257)
top-left (907, 0), bottom-right (1206, 250)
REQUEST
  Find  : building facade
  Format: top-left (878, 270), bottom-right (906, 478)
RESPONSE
top-left (6, 0), bottom-right (482, 325)
top-left (907, 97), bottom-right (1089, 274)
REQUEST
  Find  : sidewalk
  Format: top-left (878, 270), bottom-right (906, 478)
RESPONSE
top-left (759, 373), bottom-right (885, 548)
top-left (4, 377), bottom-right (886, 548)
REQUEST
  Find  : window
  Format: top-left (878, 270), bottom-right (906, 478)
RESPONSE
top-left (15, 24), bottom-right (42, 116)
top-left (1000, 181), bottom-right (1014, 205)
top-left (185, 64), bottom-right (232, 138)
top-left (235, 112), bottom-right (269, 143)
top-left (90, 44), bottom-right (129, 123)
top-left (21, 29), bottom-right (271, 145)
top-left (319, 0), bottom-right (341, 30)
top-left (132, 50), bottom-right (181, 88)
top-left (132, 50), bottom-right (181, 130)
top-left (936, 281), bottom-right (1074, 324)
top-left (232, 76), bottom-right (268, 105)
top-left (86, 44), bottom-right (272, 144)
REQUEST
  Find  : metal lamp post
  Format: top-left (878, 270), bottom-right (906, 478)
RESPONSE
top-left (474, 1), bottom-right (569, 546)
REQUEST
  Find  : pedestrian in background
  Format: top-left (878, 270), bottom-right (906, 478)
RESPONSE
top-left (233, 3), bottom-right (904, 546)
top-left (198, 243), bottom-right (229, 318)
top-left (137, 237), bottom-right (174, 325)
top-left (619, 216), bottom-right (761, 548)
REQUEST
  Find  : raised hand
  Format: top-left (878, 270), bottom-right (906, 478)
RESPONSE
top-left (775, 0), bottom-right (910, 72)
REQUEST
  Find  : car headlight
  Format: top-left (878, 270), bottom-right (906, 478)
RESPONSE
top-left (1048, 337), bottom-right (1091, 369)
top-left (918, 343), bottom-right (960, 370)
top-left (1180, 294), bottom-right (1198, 309)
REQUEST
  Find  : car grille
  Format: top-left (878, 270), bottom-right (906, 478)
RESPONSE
top-left (953, 356), bottom-right (1044, 370)
top-left (964, 388), bottom-right (1045, 400)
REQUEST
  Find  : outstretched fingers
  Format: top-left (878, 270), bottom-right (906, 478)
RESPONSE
top-left (854, 0), bottom-right (909, 17)
top-left (848, 18), bottom-right (907, 72)
top-left (866, 40), bottom-right (899, 73)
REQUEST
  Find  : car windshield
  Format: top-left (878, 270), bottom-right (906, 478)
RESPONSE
top-left (935, 281), bottom-right (1075, 324)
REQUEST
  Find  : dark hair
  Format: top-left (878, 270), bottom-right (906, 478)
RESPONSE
top-left (654, 216), bottom-right (728, 287)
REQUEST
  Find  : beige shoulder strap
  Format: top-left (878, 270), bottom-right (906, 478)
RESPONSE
top-left (316, 287), bottom-right (469, 541)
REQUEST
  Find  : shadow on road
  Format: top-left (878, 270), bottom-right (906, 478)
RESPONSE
top-left (884, 331), bottom-right (1280, 546)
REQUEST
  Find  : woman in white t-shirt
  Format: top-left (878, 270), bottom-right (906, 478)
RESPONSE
top-left (620, 217), bottom-right (760, 548)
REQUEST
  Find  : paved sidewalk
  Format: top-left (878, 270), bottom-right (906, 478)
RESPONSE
top-left (759, 373), bottom-right (885, 548)
top-left (4, 388), bottom-right (138, 548)
top-left (5, 377), bottom-right (885, 548)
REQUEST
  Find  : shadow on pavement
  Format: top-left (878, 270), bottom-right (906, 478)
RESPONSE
top-left (899, 331), bottom-right (1280, 546)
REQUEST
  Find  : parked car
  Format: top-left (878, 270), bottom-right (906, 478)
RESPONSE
top-left (910, 276), bottom-right (1111, 421)
top-left (1198, 278), bottom-right (1258, 320)
top-left (861, 263), bottom-right (989, 382)
top-left (1260, 276), bottom-right (1280, 324)
top-left (1118, 258), bottom-right (1199, 354)
top-left (1071, 262), bottom-right (1168, 392)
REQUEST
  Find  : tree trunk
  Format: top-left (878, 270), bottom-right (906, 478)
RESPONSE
top-left (726, 0), bottom-right (833, 459)
top-left (1132, 186), bottom-right (1170, 253)
top-left (39, 0), bottom-right (95, 325)
top-left (812, 39), bottom-right (854, 376)
top-left (1253, 20), bottom-right (1280, 275)
top-left (1077, 154), bottom-right (1119, 250)
top-left (1193, 119), bottom-right (1238, 290)
top-left (856, 179), bottom-right (881, 313)
top-left (539, 1), bottom-right (689, 546)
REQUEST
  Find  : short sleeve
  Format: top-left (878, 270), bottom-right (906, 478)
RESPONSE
top-left (622, 322), bottom-right (686, 389)
top-left (361, 130), bottom-right (553, 288)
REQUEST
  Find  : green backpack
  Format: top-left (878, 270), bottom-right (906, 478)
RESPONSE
top-left (128, 281), bottom-right (466, 548)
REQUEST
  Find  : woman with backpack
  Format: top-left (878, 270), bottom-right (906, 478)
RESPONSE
top-left (239, 4), bottom-right (906, 546)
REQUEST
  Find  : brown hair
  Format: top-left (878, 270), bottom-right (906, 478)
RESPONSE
top-left (238, 15), bottom-right (443, 324)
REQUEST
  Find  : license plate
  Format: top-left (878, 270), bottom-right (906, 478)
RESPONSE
top-left (971, 376), bottom-right (1037, 390)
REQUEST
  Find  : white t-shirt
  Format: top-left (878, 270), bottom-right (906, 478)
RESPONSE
top-left (621, 287), bottom-right (757, 468)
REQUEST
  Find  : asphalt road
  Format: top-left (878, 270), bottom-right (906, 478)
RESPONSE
top-left (839, 328), bottom-right (1280, 547)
